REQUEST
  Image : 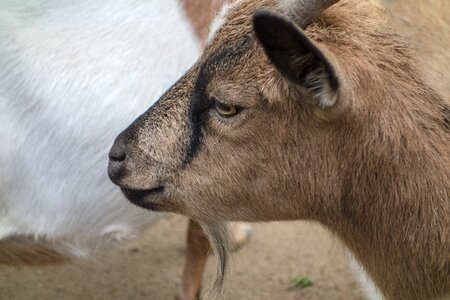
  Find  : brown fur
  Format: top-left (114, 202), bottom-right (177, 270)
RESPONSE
top-left (0, 237), bottom-right (68, 265)
top-left (110, 1), bottom-right (450, 299)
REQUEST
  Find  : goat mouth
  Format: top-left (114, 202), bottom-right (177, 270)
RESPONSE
top-left (121, 186), bottom-right (165, 211)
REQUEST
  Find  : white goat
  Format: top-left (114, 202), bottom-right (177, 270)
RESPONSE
top-left (0, 0), bottom-right (201, 260)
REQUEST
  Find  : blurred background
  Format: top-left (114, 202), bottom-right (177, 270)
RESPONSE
top-left (0, 216), bottom-right (366, 299)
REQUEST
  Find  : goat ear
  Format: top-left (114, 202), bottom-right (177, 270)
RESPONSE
top-left (253, 10), bottom-right (339, 108)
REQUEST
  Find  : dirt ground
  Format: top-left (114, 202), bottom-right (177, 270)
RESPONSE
top-left (0, 214), bottom-right (368, 300)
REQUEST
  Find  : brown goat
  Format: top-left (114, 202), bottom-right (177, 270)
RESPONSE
top-left (108, 0), bottom-right (450, 299)
top-left (0, 1), bottom-right (252, 300)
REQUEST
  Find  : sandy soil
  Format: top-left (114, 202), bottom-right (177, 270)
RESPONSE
top-left (0, 215), bottom-right (368, 299)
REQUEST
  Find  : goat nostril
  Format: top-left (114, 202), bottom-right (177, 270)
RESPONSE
top-left (108, 132), bottom-right (130, 183)
top-left (109, 150), bottom-right (126, 162)
top-left (109, 138), bottom-right (127, 162)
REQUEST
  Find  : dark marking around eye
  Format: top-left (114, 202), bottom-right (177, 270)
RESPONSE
top-left (183, 35), bottom-right (256, 165)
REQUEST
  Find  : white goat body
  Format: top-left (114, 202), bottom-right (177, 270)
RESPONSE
top-left (0, 0), bottom-right (200, 258)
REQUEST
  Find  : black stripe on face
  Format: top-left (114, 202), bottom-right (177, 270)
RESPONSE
top-left (184, 36), bottom-right (255, 164)
top-left (184, 65), bottom-right (212, 164)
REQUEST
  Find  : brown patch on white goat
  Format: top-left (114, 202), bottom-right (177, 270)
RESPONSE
top-left (109, 1), bottom-right (450, 299)
top-left (0, 237), bottom-right (68, 265)
top-left (181, 0), bottom-right (229, 43)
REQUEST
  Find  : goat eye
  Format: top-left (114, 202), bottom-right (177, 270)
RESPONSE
top-left (214, 100), bottom-right (238, 117)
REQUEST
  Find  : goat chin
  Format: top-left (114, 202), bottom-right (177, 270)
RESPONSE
top-left (0, 0), bottom-right (201, 260)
